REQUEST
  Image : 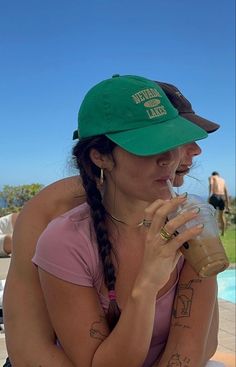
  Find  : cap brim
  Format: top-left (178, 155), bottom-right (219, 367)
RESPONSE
top-left (106, 115), bottom-right (208, 156)
top-left (73, 130), bottom-right (79, 140)
top-left (180, 112), bottom-right (220, 133)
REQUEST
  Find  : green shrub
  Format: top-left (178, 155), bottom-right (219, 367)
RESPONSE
top-left (0, 184), bottom-right (44, 216)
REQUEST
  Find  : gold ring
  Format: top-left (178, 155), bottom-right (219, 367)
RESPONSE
top-left (160, 227), bottom-right (173, 241)
top-left (142, 219), bottom-right (152, 228)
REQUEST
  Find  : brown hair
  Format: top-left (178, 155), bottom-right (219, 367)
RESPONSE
top-left (72, 135), bottom-right (121, 331)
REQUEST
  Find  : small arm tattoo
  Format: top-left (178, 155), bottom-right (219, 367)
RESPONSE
top-left (173, 279), bottom-right (202, 319)
top-left (172, 321), bottom-right (190, 330)
top-left (167, 353), bottom-right (190, 366)
top-left (89, 315), bottom-right (108, 341)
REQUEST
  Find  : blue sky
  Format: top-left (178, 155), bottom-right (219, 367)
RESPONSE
top-left (0, 0), bottom-right (235, 198)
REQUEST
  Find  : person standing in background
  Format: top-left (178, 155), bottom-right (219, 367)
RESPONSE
top-left (209, 172), bottom-right (230, 236)
top-left (0, 213), bottom-right (19, 257)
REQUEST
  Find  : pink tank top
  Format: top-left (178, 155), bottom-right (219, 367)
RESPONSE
top-left (33, 203), bottom-right (184, 367)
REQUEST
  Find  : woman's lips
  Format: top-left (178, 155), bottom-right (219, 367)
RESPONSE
top-left (175, 167), bottom-right (190, 176)
top-left (155, 176), bottom-right (173, 182)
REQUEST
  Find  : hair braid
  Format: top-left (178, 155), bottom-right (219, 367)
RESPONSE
top-left (73, 136), bottom-right (121, 330)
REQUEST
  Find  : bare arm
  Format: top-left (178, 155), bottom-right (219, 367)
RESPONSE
top-left (157, 261), bottom-right (218, 367)
top-left (151, 300), bottom-right (219, 367)
top-left (39, 269), bottom-right (158, 367)
top-left (205, 299), bottom-right (219, 359)
top-left (3, 176), bottom-right (86, 366)
top-left (208, 176), bottom-right (213, 197)
top-left (224, 184), bottom-right (230, 210)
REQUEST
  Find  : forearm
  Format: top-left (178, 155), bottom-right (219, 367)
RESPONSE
top-left (9, 345), bottom-right (75, 367)
top-left (208, 182), bottom-right (212, 197)
top-left (157, 268), bottom-right (217, 367)
top-left (157, 335), bottom-right (207, 367)
top-left (156, 315), bottom-right (216, 366)
top-left (157, 330), bottom-right (217, 367)
top-left (204, 300), bottom-right (219, 360)
top-left (158, 298), bottom-right (218, 367)
top-left (4, 270), bottom-right (74, 367)
top-left (92, 282), bottom-right (157, 367)
top-left (151, 346), bottom-right (208, 367)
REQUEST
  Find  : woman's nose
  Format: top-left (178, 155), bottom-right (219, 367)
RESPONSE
top-left (186, 142), bottom-right (202, 156)
top-left (158, 149), bottom-right (179, 166)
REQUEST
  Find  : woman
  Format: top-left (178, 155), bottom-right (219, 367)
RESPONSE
top-left (4, 76), bottom-right (228, 366)
top-left (32, 75), bottom-right (219, 367)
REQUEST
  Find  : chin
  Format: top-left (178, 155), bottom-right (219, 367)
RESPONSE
top-left (152, 187), bottom-right (172, 201)
top-left (173, 176), bottom-right (184, 187)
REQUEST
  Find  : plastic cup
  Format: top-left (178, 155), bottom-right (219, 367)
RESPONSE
top-left (171, 194), bottom-right (229, 277)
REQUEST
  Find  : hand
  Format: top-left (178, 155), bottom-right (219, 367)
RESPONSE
top-left (225, 207), bottom-right (231, 214)
top-left (139, 195), bottom-right (204, 292)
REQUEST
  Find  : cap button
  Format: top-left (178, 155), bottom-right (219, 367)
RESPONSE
top-left (112, 74), bottom-right (120, 78)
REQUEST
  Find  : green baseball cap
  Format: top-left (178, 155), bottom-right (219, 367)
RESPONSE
top-left (73, 75), bottom-right (208, 156)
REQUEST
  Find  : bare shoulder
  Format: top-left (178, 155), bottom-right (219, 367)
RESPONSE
top-left (23, 176), bottom-right (85, 219)
top-left (10, 176), bottom-right (86, 272)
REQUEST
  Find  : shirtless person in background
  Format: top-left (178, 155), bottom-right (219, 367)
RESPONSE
top-left (209, 172), bottom-right (230, 236)
top-left (0, 213), bottom-right (19, 257)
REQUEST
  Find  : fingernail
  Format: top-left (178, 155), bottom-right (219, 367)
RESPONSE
top-left (196, 223), bottom-right (204, 228)
top-left (191, 207), bottom-right (200, 214)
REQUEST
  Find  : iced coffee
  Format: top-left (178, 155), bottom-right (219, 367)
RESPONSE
top-left (176, 195), bottom-right (229, 277)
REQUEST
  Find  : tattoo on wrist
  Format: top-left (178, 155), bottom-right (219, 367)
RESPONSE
top-left (89, 315), bottom-right (108, 341)
top-left (167, 353), bottom-right (190, 366)
top-left (173, 279), bottom-right (202, 318)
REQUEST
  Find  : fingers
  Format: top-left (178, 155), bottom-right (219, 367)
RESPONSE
top-left (144, 194), bottom-right (187, 219)
top-left (143, 199), bottom-right (167, 223)
top-left (143, 195), bottom-right (204, 258)
top-left (159, 227), bottom-right (173, 241)
top-left (145, 194), bottom-right (187, 237)
top-left (160, 223), bottom-right (204, 254)
top-left (163, 207), bottom-right (201, 236)
top-left (144, 195), bottom-right (202, 242)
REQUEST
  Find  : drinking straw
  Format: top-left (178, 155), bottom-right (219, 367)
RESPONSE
top-left (166, 179), bottom-right (177, 198)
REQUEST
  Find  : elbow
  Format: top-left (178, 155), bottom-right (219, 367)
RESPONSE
top-left (204, 334), bottom-right (218, 362)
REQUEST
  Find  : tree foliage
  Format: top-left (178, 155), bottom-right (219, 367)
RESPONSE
top-left (0, 184), bottom-right (44, 216)
top-left (228, 196), bottom-right (236, 225)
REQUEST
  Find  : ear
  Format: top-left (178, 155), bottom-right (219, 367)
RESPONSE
top-left (89, 149), bottom-right (113, 170)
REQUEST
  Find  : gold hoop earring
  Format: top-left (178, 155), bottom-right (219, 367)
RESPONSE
top-left (100, 168), bottom-right (104, 185)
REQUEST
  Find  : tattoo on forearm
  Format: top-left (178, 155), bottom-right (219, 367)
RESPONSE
top-left (89, 315), bottom-right (108, 341)
top-left (172, 321), bottom-right (190, 330)
top-left (167, 353), bottom-right (190, 366)
top-left (173, 279), bottom-right (202, 319)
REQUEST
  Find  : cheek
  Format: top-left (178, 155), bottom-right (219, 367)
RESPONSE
top-left (113, 159), bottom-right (142, 183)
top-left (126, 164), bottom-right (149, 183)
top-left (173, 149), bottom-right (182, 169)
top-left (179, 147), bottom-right (187, 161)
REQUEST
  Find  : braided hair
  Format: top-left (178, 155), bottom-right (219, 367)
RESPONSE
top-left (72, 135), bottom-right (121, 331)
